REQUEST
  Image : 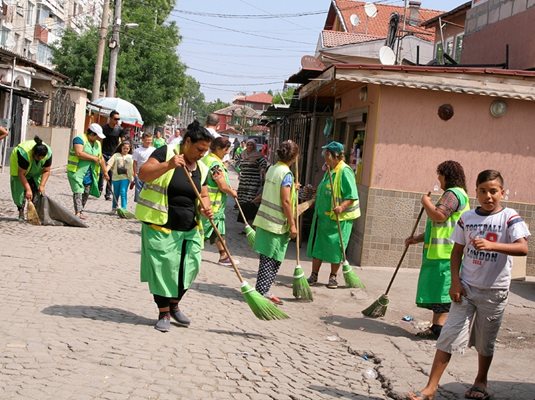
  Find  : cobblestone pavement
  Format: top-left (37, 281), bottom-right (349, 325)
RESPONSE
top-left (1, 168), bottom-right (534, 400)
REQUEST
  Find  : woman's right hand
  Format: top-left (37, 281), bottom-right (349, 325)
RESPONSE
top-left (168, 153), bottom-right (185, 169)
top-left (25, 189), bottom-right (33, 200)
top-left (405, 236), bottom-right (418, 246)
top-left (289, 224), bottom-right (297, 240)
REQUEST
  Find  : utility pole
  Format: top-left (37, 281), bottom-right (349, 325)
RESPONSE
top-left (108, 0), bottom-right (122, 98)
top-left (92, 0), bottom-right (110, 101)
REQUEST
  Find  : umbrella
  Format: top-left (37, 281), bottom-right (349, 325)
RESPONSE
top-left (89, 97), bottom-right (144, 127)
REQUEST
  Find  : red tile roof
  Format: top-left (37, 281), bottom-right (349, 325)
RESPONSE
top-left (326, 0), bottom-right (441, 42)
top-left (321, 30), bottom-right (380, 48)
top-left (234, 92), bottom-right (273, 105)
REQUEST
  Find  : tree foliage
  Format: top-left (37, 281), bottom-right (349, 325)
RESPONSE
top-left (272, 87), bottom-right (296, 105)
top-left (51, 0), bottom-right (205, 126)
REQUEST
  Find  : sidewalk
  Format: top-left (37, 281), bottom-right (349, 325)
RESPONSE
top-left (0, 168), bottom-right (533, 400)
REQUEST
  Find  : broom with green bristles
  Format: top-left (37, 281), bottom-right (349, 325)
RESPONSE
top-left (110, 186), bottom-right (136, 219)
top-left (362, 195), bottom-right (428, 318)
top-left (326, 165), bottom-right (365, 289)
top-left (234, 197), bottom-right (256, 249)
top-left (292, 154), bottom-right (313, 301)
top-left (177, 150), bottom-right (288, 320)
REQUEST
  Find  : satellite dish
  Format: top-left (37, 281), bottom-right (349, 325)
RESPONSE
top-left (364, 3), bottom-right (378, 18)
top-left (350, 14), bottom-right (360, 27)
top-left (379, 46), bottom-right (396, 65)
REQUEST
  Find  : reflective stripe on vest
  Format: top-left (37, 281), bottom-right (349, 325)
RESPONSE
top-left (9, 140), bottom-right (52, 177)
top-left (135, 144), bottom-right (208, 226)
top-left (426, 187), bottom-right (470, 260)
top-left (253, 162), bottom-right (295, 235)
top-left (328, 161), bottom-right (360, 221)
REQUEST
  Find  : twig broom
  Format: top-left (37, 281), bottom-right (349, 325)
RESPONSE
top-left (234, 197), bottom-right (256, 249)
top-left (326, 165), bottom-right (364, 288)
top-left (26, 200), bottom-right (41, 225)
top-left (292, 154), bottom-right (313, 301)
top-left (362, 195), bottom-right (428, 318)
top-left (110, 186), bottom-right (136, 219)
top-left (177, 151), bottom-right (288, 320)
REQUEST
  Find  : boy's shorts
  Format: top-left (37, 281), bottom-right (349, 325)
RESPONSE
top-left (436, 283), bottom-right (508, 357)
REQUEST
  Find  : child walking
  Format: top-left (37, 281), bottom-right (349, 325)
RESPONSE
top-left (408, 170), bottom-right (530, 400)
top-left (106, 142), bottom-right (134, 212)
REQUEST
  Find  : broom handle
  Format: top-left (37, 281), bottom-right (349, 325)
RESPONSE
top-left (234, 196), bottom-right (249, 226)
top-left (384, 192), bottom-right (430, 296)
top-left (326, 164), bottom-right (347, 263)
top-left (174, 150), bottom-right (245, 283)
top-left (295, 154), bottom-right (300, 265)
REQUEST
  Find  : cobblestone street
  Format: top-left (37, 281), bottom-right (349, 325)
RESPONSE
top-left (1, 169), bottom-right (534, 400)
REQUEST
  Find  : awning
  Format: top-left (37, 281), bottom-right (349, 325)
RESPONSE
top-left (0, 83), bottom-right (49, 100)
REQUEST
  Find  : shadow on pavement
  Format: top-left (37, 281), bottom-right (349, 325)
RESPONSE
top-left (41, 305), bottom-right (154, 326)
top-left (0, 216), bottom-right (19, 222)
top-left (206, 328), bottom-right (269, 340)
top-left (440, 380), bottom-right (535, 400)
top-left (308, 384), bottom-right (383, 399)
top-left (320, 314), bottom-right (415, 339)
top-left (509, 279), bottom-right (535, 302)
top-left (193, 281), bottom-right (243, 301)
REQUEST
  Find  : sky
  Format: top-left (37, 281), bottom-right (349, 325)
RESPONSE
top-left (171, 1), bottom-right (468, 103)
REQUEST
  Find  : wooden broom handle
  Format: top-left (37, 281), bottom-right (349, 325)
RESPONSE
top-left (384, 192), bottom-right (431, 296)
top-left (234, 197), bottom-right (249, 226)
top-left (326, 164), bottom-right (348, 263)
top-left (295, 154), bottom-right (300, 265)
top-left (174, 149), bottom-right (244, 283)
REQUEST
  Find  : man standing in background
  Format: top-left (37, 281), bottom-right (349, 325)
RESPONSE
top-left (99, 110), bottom-right (127, 200)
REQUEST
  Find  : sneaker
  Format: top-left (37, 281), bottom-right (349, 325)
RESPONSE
top-left (170, 307), bottom-right (190, 327)
top-left (154, 314), bottom-right (171, 332)
top-left (307, 272), bottom-right (318, 286)
top-left (327, 274), bottom-right (338, 289)
top-left (218, 256), bottom-right (239, 266)
top-left (18, 209), bottom-right (25, 221)
top-left (264, 293), bottom-right (283, 305)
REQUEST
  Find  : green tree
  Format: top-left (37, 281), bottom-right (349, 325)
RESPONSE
top-left (272, 87), bottom-right (295, 105)
top-left (51, 0), bottom-right (205, 126)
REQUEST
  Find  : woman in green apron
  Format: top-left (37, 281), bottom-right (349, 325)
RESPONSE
top-left (405, 160), bottom-right (469, 339)
top-left (9, 136), bottom-right (52, 220)
top-left (307, 141), bottom-right (360, 289)
top-left (201, 136), bottom-right (237, 265)
top-left (136, 121), bottom-right (213, 332)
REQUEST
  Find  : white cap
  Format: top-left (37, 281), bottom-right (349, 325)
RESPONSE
top-left (88, 123), bottom-right (105, 139)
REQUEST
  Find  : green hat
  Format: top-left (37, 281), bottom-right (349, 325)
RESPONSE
top-left (322, 141), bottom-right (344, 154)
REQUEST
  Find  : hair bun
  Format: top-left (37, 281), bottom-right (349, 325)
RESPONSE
top-left (33, 135), bottom-right (42, 145)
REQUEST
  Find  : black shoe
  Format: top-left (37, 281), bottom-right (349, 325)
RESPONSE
top-left (105, 196), bottom-right (111, 201)
top-left (170, 308), bottom-right (190, 327)
top-left (154, 314), bottom-right (171, 332)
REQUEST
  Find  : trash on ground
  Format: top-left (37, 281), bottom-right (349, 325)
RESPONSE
top-left (402, 315), bottom-right (414, 322)
top-left (362, 368), bottom-right (377, 379)
top-left (326, 335), bottom-right (339, 342)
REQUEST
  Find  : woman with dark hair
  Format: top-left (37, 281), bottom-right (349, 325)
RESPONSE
top-left (306, 141), bottom-right (360, 289)
top-left (405, 160), bottom-right (469, 339)
top-left (201, 136), bottom-right (238, 265)
top-left (252, 140), bottom-right (299, 305)
top-left (235, 139), bottom-right (267, 225)
top-left (9, 135), bottom-right (52, 220)
top-left (106, 141), bottom-right (134, 213)
top-left (136, 120), bottom-right (213, 332)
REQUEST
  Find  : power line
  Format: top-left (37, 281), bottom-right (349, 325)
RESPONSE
top-left (186, 66), bottom-right (287, 80)
top-left (180, 36), bottom-right (305, 52)
top-left (199, 81), bottom-right (283, 86)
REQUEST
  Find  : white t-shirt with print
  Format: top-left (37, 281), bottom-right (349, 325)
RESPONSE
top-left (451, 207), bottom-right (530, 289)
top-left (132, 145), bottom-right (155, 173)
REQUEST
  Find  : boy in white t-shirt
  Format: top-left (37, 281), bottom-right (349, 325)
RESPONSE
top-left (132, 132), bottom-right (155, 202)
top-left (408, 170), bottom-right (530, 400)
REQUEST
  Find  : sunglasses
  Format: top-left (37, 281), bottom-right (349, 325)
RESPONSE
top-left (113, 117), bottom-right (120, 121)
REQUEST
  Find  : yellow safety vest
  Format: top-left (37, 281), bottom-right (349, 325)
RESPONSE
top-left (425, 187), bottom-right (470, 260)
top-left (9, 139), bottom-right (52, 178)
top-left (66, 134), bottom-right (102, 176)
top-left (328, 161), bottom-right (361, 221)
top-left (201, 152), bottom-right (228, 215)
top-left (253, 162), bottom-right (296, 235)
top-left (135, 144), bottom-right (208, 226)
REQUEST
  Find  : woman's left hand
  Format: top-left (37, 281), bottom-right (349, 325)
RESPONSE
top-left (333, 205), bottom-right (344, 215)
top-left (38, 185), bottom-right (45, 195)
top-left (200, 206), bottom-right (213, 219)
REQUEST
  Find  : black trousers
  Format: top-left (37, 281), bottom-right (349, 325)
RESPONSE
top-left (152, 239), bottom-right (188, 308)
top-left (98, 153), bottom-right (113, 198)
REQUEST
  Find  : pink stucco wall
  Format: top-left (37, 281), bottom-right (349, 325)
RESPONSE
top-left (372, 86), bottom-right (535, 204)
